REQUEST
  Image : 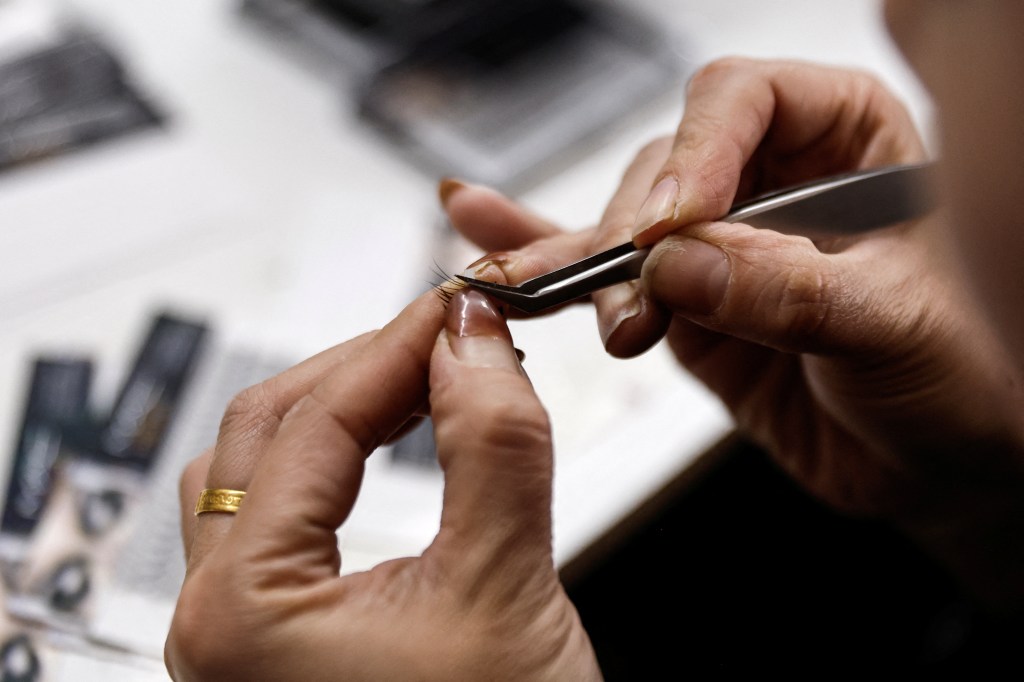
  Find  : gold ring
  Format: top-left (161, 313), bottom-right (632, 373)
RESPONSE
top-left (194, 488), bottom-right (246, 515)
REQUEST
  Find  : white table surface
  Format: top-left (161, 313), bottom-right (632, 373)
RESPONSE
top-left (0, 0), bottom-right (932, 678)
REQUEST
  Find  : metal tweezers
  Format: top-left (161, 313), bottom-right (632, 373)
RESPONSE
top-left (456, 161), bottom-right (939, 313)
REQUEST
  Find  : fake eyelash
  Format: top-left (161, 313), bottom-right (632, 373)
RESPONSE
top-left (428, 263), bottom-right (527, 364)
top-left (430, 263), bottom-right (467, 307)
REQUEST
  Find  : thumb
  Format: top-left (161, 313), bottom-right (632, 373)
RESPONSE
top-left (644, 221), bottom-right (901, 355)
top-left (428, 289), bottom-right (554, 569)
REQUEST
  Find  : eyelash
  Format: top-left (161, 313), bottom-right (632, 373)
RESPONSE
top-left (430, 263), bottom-right (466, 307)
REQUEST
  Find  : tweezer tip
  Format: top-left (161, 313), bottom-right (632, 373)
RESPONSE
top-left (453, 273), bottom-right (482, 289)
top-left (454, 275), bottom-right (518, 294)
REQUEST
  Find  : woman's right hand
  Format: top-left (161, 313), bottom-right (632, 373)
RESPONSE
top-left (444, 58), bottom-right (1024, 611)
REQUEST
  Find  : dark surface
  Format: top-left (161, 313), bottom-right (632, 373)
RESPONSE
top-left (565, 436), bottom-right (1020, 676)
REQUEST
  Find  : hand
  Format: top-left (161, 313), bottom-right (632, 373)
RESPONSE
top-left (165, 290), bottom-right (601, 681)
top-left (443, 58), bottom-right (1024, 610)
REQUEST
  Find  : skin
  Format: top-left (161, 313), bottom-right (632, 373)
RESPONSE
top-left (168, 2), bottom-right (1024, 679)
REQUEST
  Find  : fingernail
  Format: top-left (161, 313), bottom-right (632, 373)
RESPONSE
top-left (597, 282), bottom-right (642, 347)
top-left (648, 236), bottom-right (730, 315)
top-left (446, 289), bottom-right (521, 369)
top-left (460, 252), bottom-right (512, 284)
top-left (438, 177), bottom-right (467, 208)
top-left (632, 176), bottom-right (679, 243)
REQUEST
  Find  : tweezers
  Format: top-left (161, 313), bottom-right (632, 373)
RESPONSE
top-left (456, 161), bottom-right (938, 313)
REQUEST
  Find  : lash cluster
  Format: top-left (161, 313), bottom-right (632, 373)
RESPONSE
top-left (430, 263), bottom-right (467, 306)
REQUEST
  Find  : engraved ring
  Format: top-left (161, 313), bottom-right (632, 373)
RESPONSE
top-left (194, 488), bottom-right (246, 515)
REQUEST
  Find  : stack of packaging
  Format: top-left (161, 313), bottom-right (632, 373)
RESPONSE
top-left (0, 311), bottom-right (208, 680)
top-left (0, 27), bottom-right (163, 174)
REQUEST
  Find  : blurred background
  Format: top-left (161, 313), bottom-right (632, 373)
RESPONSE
top-left (0, 0), bottom-right (940, 678)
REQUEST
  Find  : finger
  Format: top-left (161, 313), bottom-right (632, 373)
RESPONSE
top-left (186, 331), bottom-right (376, 572)
top-left (643, 218), bottom-right (928, 356)
top-left (428, 288), bottom-right (554, 582)
top-left (588, 136), bottom-right (674, 357)
top-left (219, 291), bottom-right (446, 570)
top-left (440, 179), bottom-right (562, 252)
top-left (179, 447), bottom-right (213, 564)
top-left (632, 58), bottom-right (927, 247)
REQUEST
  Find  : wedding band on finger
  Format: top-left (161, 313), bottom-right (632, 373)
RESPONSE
top-left (194, 488), bottom-right (247, 516)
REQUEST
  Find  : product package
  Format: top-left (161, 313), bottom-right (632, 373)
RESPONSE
top-left (0, 357), bottom-right (93, 587)
top-left (4, 312), bottom-right (208, 644)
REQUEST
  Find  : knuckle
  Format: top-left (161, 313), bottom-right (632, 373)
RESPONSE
top-left (167, 581), bottom-right (245, 678)
top-left (850, 67), bottom-right (887, 95)
top-left (634, 136), bottom-right (672, 166)
top-left (218, 382), bottom-right (281, 443)
top-left (436, 390), bottom-right (552, 460)
top-left (293, 390), bottom-right (380, 455)
top-left (474, 397), bottom-right (552, 454)
top-left (847, 69), bottom-right (890, 113)
top-left (686, 56), bottom-right (753, 95)
top-left (770, 264), bottom-right (835, 343)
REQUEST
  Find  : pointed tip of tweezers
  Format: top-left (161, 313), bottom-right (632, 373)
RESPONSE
top-left (454, 274), bottom-right (546, 312)
top-left (453, 274), bottom-right (519, 294)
